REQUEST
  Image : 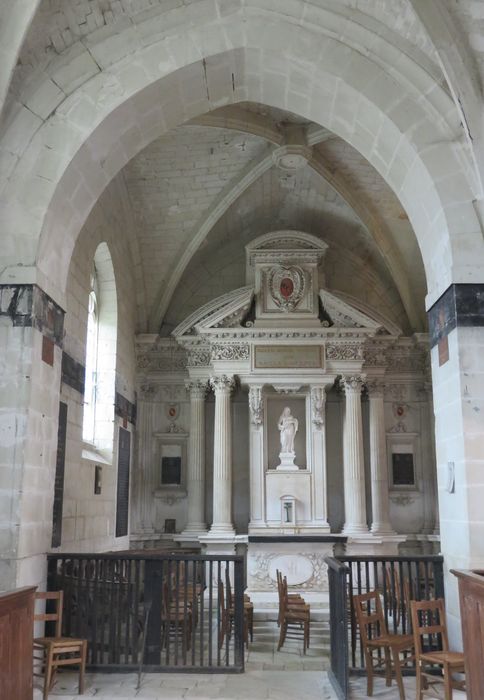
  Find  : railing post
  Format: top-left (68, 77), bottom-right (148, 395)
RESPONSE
top-left (434, 558), bottom-right (445, 599)
top-left (326, 556), bottom-right (349, 700)
top-left (233, 557), bottom-right (245, 671)
top-left (144, 558), bottom-right (164, 666)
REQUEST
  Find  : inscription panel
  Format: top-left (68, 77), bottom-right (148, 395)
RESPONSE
top-left (254, 345), bottom-right (324, 369)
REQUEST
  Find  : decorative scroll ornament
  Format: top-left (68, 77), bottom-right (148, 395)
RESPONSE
top-left (209, 375), bottom-right (235, 394)
top-left (311, 387), bottom-right (325, 429)
top-left (211, 344), bottom-right (250, 361)
top-left (186, 380), bottom-right (207, 400)
top-left (341, 375), bottom-right (365, 394)
top-left (366, 379), bottom-right (385, 398)
top-left (326, 343), bottom-right (364, 361)
top-left (268, 265), bottom-right (306, 311)
top-left (249, 386), bottom-right (264, 427)
top-left (187, 349), bottom-right (211, 367)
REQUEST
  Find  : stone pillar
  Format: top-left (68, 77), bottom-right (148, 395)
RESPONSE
top-left (133, 384), bottom-right (156, 534)
top-left (248, 384), bottom-right (266, 531)
top-left (342, 375), bottom-right (368, 535)
top-left (367, 379), bottom-right (395, 535)
top-left (209, 375), bottom-right (235, 535)
top-left (182, 380), bottom-right (208, 536)
top-left (310, 385), bottom-right (330, 531)
top-left (421, 381), bottom-right (439, 535)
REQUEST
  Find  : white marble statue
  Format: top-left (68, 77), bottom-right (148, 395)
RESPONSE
top-left (278, 406), bottom-right (298, 454)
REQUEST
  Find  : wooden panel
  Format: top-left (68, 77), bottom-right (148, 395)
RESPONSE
top-left (51, 401), bottom-right (68, 547)
top-left (0, 587), bottom-right (36, 700)
top-left (452, 569), bottom-right (484, 699)
top-left (116, 427), bottom-right (131, 537)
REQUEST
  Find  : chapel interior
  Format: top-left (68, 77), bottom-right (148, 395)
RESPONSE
top-left (2, 1), bottom-right (484, 697)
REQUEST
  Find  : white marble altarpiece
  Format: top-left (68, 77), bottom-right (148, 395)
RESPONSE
top-left (133, 230), bottom-right (437, 597)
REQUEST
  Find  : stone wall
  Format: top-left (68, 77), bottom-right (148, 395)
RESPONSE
top-left (55, 173), bottom-right (138, 554)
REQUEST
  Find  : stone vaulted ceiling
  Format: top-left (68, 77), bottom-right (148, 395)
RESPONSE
top-left (120, 102), bottom-right (427, 336)
top-left (6, 0), bottom-right (484, 337)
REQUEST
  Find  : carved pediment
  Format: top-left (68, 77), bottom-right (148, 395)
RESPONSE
top-left (319, 290), bottom-right (382, 330)
top-left (172, 286), bottom-right (254, 337)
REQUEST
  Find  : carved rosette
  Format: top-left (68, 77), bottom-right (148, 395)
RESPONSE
top-left (186, 380), bottom-right (208, 400)
top-left (311, 386), bottom-right (326, 429)
top-left (209, 375), bottom-right (235, 395)
top-left (366, 379), bottom-right (385, 398)
top-left (211, 344), bottom-right (250, 361)
top-left (248, 385), bottom-right (264, 427)
top-left (268, 264), bottom-right (306, 311)
top-left (341, 375), bottom-right (365, 395)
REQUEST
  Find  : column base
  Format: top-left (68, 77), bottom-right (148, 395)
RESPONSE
top-left (371, 523), bottom-right (397, 536)
top-left (174, 527), bottom-right (208, 546)
top-left (207, 524), bottom-right (236, 537)
top-left (342, 523), bottom-right (369, 536)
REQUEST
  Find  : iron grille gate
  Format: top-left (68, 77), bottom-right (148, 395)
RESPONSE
top-left (47, 553), bottom-right (245, 673)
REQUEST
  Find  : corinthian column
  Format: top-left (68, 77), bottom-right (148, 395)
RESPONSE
top-left (342, 376), bottom-right (368, 535)
top-left (367, 379), bottom-right (395, 535)
top-left (182, 380), bottom-right (208, 536)
top-left (209, 375), bottom-right (235, 535)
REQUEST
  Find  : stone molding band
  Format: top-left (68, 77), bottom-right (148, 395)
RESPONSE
top-left (428, 283), bottom-right (484, 348)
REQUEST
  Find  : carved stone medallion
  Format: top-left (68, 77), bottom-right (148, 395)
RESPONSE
top-left (268, 265), bottom-right (306, 311)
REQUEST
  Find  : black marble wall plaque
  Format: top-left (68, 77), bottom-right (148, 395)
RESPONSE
top-left (115, 427), bottom-right (131, 538)
top-left (115, 391), bottom-right (136, 425)
top-left (0, 284), bottom-right (64, 345)
top-left (428, 283), bottom-right (484, 348)
top-left (61, 352), bottom-right (85, 394)
top-left (51, 402), bottom-right (68, 548)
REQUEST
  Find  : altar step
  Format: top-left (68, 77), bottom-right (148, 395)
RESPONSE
top-left (248, 590), bottom-right (330, 622)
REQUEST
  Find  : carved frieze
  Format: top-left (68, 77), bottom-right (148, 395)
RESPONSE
top-left (137, 346), bottom-right (187, 372)
top-left (187, 349), bottom-right (211, 367)
top-left (248, 552), bottom-right (329, 592)
top-left (211, 343), bottom-right (250, 361)
top-left (326, 343), bottom-right (363, 361)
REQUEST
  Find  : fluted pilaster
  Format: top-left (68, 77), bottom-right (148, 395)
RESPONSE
top-left (183, 380), bottom-right (208, 535)
top-left (342, 375), bottom-right (368, 535)
top-left (209, 375), bottom-right (235, 534)
top-left (367, 379), bottom-right (395, 535)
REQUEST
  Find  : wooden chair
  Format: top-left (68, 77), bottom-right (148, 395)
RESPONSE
top-left (226, 576), bottom-right (254, 643)
top-left (277, 575), bottom-right (310, 654)
top-left (353, 590), bottom-right (414, 700)
top-left (161, 581), bottom-right (192, 653)
top-left (410, 598), bottom-right (465, 700)
top-left (275, 569), bottom-right (306, 626)
top-left (218, 580), bottom-right (252, 649)
top-left (33, 591), bottom-right (87, 700)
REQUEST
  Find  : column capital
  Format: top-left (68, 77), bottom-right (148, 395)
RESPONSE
top-left (210, 374), bottom-right (235, 395)
top-left (310, 385), bottom-right (326, 429)
top-left (248, 385), bottom-right (264, 427)
top-left (186, 379), bottom-right (208, 399)
top-left (341, 375), bottom-right (365, 395)
top-left (366, 378), bottom-right (386, 398)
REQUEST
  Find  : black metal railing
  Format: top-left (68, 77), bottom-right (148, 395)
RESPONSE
top-left (47, 552), bottom-right (245, 673)
top-left (326, 557), bottom-right (349, 700)
top-left (338, 554), bottom-right (445, 671)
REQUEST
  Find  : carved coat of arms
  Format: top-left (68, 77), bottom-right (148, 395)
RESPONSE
top-left (268, 265), bottom-right (306, 311)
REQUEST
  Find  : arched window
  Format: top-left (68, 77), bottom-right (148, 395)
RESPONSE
top-left (83, 273), bottom-right (99, 442)
top-left (82, 243), bottom-right (118, 452)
